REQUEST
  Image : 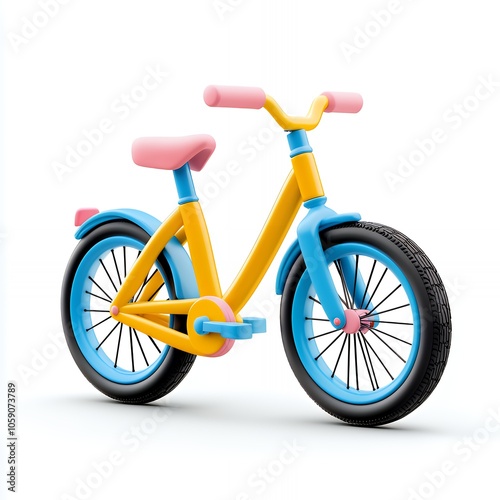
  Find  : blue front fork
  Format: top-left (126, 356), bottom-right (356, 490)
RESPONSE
top-left (297, 197), bottom-right (366, 328)
top-left (289, 130), bottom-right (373, 329)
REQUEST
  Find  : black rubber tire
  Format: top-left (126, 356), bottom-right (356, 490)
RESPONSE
top-left (281, 222), bottom-right (451, 426)
top-left (61, 221), bottom-right (196, 403)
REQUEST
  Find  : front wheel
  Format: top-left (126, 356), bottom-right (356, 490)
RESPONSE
top-left (281, 222), bottom-right (451, 426)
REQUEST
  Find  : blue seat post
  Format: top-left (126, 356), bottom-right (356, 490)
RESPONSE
top-left (173, 163), bottom-right (199, 205)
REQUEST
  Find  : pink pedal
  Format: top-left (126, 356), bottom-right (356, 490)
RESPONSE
top-left (204, 296), bottom-right (236, 358)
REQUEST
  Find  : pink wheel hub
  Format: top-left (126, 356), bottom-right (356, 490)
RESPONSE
top-left (342, 309), bottom-right (373, 334)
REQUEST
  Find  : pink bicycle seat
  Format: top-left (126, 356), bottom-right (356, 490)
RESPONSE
top-left (132, 135), bottom-right (216, 172)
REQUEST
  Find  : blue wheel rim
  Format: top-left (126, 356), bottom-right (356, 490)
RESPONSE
top-left (70, 236), bottom-right (171, 384)
top-left (292, 242), bottom-right (420, 405)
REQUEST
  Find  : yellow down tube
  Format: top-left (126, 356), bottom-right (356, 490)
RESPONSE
top-left (223, 171), bottom-right (302, 315)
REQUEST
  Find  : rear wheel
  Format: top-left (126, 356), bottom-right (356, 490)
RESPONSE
top-left (61, 221), bottom-right (196, 403)
top-left (281, 222), bottom-right (451, 426)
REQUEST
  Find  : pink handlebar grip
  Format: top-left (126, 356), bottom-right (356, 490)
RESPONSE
top-left (321, 92), bottom-right (363, 113)
top-left (204, 85), bottom-right (266, 109)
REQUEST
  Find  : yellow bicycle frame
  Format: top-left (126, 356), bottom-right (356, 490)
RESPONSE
top-left (110, 168), bottom-right (311, 353)
top-left (109, 94), bottom-right (329, 355)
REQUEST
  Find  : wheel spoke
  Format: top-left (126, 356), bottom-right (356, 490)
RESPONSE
top-left (133, 328), bottom-right (149, 366)
top-left (360, 260), bottom-right (377, 309)
top-left (364, 284), bottom-right (402, 318)
top-left (95, 321), bottom-right (120, 350)
top-left (347, 334), bottom-right (351, 389)
top-left (123, 246), bottom-right (127, 278)
top-left (114, 323), bottom-right (123, 367)
top-left (135, 269), bottom-right (159, 302)
top-left (305, 317), bottom-right (331, 322)
top-left (352, 255), bottom-right (359, 308)
top-left (354, 332), bottom-right (359, 390)
top-left (84, 309), bottom-right (110, 313)
top-left (369, 329), bottom-right (407, 363)
top-left (334, 260), bottom-right (352, 309)
top-left (88, 277), bottom-right (113, 302)
top-left (366, 267), bottom-right (388, 309)
top-left (314, 331), bottom-right (344, 360)
top-left (85, 290), bottom-right (112, 303)
top-left (357, 333), bottom-right (376, 390)
top-left (363, 335), bottom-right (394, 380)
top-left (86, 315), bottom-right (113, 332)
top-left (330, 334), bottom-right (348, 378)
top-left (129, 327), bottom-right (135, 372)
top-left (148, 336), bottom-right (162, 353)
top-left (361, 303), bottom-right (410, 319)
top-left (310, 293), bottom-right (348, 309)
top-left (111, 249), bottom-right (122, 286)
top-left (360, 334), bottom-right (380, 389)
top-left (147, 282), bottom-right (165, 301)
top-left (337, 294), bottom-right (348, 308)
top-left (99, 258), bottom-right (118, 293)
top-left (308, 328), bottom-right (341, 341)
top-left (376, 320), bottom-right (413, 326)
top-left (371, 327), bottom-right (412, 346)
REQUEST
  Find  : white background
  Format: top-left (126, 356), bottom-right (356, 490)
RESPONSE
top-left (2, 1), bottom-right (499, 499)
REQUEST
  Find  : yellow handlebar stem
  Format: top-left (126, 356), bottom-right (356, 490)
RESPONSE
top-left (263, 95), bottom-right (329, 131)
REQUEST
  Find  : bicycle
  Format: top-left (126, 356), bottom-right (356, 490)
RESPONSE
top-left (61, 85), bottom-right (451, 426)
